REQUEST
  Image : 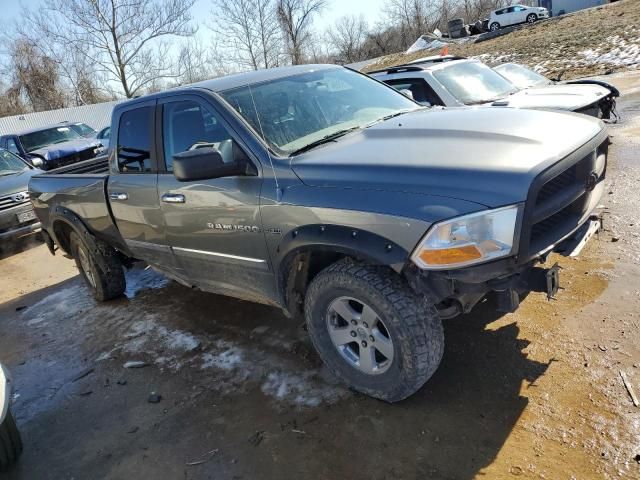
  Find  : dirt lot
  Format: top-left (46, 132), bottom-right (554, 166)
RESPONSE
top-left (1, 79), bottom-right (640, 479)
top-left (363, 0), bottom-right (640, 80)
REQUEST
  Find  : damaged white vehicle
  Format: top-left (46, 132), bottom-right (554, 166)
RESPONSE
top-left (371, 56), bottom-right (618, 119)
top-left (494, 62), bottom-right (619, 119)
top-left (0, 363), bottom-right (22, 472)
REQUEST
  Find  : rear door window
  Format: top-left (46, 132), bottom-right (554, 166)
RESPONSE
top-left (384, 79), bottom-right (444, 106)
top-left (117, 107), bottom-right (154, 173)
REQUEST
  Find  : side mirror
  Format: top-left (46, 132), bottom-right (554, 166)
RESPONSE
top-left (30, 157), bottom-right (44, 169)
top-left (172, 147), bottom-right (255, 182)
top-left (399, 89), bottom-right (414, 100)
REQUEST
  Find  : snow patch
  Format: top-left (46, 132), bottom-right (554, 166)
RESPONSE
top-left (201, 348), bottom-right (244, 371)
top-left (261, 371), bottom-right (345, 407)
top-left (124, 268), bottom-right (169, 298)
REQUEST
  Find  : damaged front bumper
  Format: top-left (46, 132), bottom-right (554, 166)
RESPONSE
top-left (406, 216), bottom-right (601, 319)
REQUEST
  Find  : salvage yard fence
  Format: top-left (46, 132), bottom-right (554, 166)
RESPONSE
top-left (0, 100), bottom-right (124, 135)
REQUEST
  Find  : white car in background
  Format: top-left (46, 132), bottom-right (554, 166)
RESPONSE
top-left (370, 56), bottom-right (618, 119)
top-left (489, 4), bottom-right (549, 31)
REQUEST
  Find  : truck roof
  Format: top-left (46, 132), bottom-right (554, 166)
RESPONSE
top-left (114, 64), bottom-right (341, 111)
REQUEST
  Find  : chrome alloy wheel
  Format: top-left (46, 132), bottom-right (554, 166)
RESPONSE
top-left (326, 296), bottom-right (394, 375)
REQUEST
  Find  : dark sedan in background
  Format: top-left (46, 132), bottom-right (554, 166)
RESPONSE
top-left (0, 148), bottom-right (42, 242)
top-left (0, 124), bottom-right (105, 170)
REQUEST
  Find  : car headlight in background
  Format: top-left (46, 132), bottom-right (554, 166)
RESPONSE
top-left (411, 204), bottom-right (520, 269)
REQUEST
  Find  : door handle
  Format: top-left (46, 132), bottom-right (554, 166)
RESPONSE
top-left (109, 192), bottom-right (128, 201)
top-left (162, 193), bottom-right (185, 204)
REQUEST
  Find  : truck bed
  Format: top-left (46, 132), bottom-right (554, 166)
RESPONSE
top-left (28, 157), bottom-right (125, 251)
top-left (41, 155), bottom-right (110, 175)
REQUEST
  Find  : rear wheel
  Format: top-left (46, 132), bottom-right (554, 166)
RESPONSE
top-left (0, 411), bottom-right (23, 472)
top-left (527, 13), bottom-right (537, 23)
top-left (490, 22), bottom-right (500, 31)
top-left (304, 260), bottom-right (444, 402)
top-left (70, 231), bottom-right (125, 301)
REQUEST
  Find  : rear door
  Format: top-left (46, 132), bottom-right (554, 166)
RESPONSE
top-left (156, 94), bottom-right (276, 303)
top-left (107, 101), bottom-right (178, 272)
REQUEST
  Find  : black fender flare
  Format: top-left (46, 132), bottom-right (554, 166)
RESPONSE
top-left (48, 206), bottom-right (115, 273)
top-left (276, 224), bottom-right (409, 272)
top-left (275, 224), bottom-right (410, 313)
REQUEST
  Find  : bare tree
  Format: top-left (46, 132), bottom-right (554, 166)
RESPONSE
top-left (175, 37), bottom-right (231, 84)
top-left (8, 39), bottom-right (66, 112)
top-left (327, 15), bottom-right (370, 64)
top-left (210, 0), bottom-right (281, 70)
top-left (383, 0), bottom-right (440, 47)
top-left (21, 0), bottom-right (197, 98)
top-left (276, 0), bottom-right (326, 65)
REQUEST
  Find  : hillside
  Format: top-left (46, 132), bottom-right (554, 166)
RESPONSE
top-left (363, 0), bottom-right (640, 80)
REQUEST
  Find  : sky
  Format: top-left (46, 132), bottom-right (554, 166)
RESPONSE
top-left (3, 0), bottom-right (388, 33)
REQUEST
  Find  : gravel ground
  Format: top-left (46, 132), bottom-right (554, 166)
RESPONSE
top-left (0, 75), bottom-right (639, 480)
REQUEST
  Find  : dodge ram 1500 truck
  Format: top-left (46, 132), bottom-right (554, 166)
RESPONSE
top-left (29, 65), bottom-right (608, 402)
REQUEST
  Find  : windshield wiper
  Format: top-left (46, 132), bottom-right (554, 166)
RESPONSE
top-left (365, 108), bottom-right (417, 128)
top-left (289, 127), bottom-right (361, 156)
top-left (0, 171), bottom-right (19, 176)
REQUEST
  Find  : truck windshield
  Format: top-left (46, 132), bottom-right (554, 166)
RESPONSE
top-left (494, 63), bottom-right (551, 89)
top-left (19, 126), bottom-right (83, 152)
top-left (0, 149), bottom-right (28, 176)
top-left (433, 61), bottom-right (519, 105)
top-left (220, 68), bottom-right (419, 155)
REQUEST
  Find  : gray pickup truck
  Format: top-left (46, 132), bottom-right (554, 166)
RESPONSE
top-left (29, 65), bottom-right (608, 402)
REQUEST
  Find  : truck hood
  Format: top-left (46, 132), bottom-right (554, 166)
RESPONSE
top-left (291, 108), bottom-right (604, 207)
top-left (29, 138), bottom-right (102, 162)
top-left (492, 84), bottom-right (610, 111)
top-left (0, 168), bottom-right (41, 197)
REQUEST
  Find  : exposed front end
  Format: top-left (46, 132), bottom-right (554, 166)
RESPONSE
top-left (405, 131), bottom-right (609, 318)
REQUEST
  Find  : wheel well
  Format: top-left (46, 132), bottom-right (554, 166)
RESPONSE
top-left (281, 249), bottom-right (348, 318)
top-left (52, 220), bottom-right (74, 255)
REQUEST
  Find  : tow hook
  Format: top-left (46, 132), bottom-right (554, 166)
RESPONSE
top-left (545, 263), bottom-right (562, 300)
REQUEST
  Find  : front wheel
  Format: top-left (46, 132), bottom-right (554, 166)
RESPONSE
top-left (0, 411), bottom-right (23, 472)
top-left (527, 13), bottom-right (537, 23)
top-left (69, 231), bottom-right (125, 301)
top-left (304, 260), bottom-right (444, 402)
top-left (490, 22), bottom-right (500, 31)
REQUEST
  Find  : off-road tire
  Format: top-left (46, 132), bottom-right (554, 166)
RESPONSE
top-left (490, 22), bottom-right (500, 31)
top-left (0, 411), bottom-right (23, 472)
top-left (69, 231), bottom-right (125, 301)
top-left (304, 259), bottom-right (444, 402)
top-left (526, 13), bottom-right (537, 23)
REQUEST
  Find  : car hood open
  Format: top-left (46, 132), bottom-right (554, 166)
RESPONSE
top-left (291, 107), bottom-right (604, 208)
top-left (492, 84), bottom-right (611, 111)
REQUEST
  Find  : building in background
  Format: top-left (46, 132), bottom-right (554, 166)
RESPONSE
top-left (0, 101), bottom-right (122, 136)
top-left (537, 0), bottom-right (608, 16)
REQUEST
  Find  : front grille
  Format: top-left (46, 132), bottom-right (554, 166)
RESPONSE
top-left (0, 192), bottom-right (30, 212)
top-left (523, 139), bottom-right (608, 258)
top-left (56, 147), bottom-right (98, 168)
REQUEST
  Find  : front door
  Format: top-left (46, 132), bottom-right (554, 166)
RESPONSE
top-left (156, 95), bottom-right (276, 304)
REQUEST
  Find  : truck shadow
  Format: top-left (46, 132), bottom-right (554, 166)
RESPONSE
top-left (0, 271), bottom-right (550, 480)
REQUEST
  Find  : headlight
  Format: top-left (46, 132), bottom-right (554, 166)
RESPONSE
top-left (411, 205), bottom-right (520, 269)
